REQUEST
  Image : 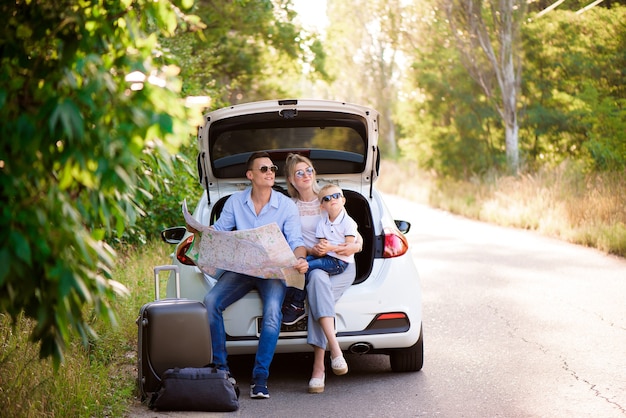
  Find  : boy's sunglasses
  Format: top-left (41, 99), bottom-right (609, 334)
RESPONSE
top-left (294, 166), bottom-right (314, 178)
top-left (254, 165), bottom-right (278, 173)
top-left (321, 192), bottom-right (343, 202)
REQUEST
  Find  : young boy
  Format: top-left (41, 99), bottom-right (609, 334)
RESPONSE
top-left (282, 184), bottom-right (359, 325)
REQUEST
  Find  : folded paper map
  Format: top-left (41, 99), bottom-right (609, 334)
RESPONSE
top-left (182, 200), bottom-right (305, 289)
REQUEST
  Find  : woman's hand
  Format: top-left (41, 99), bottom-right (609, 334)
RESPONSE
top-left (333, 241), bottom-right (361, 256)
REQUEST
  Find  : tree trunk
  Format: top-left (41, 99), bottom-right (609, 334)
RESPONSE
top-left (500, 27), bottom-right (520, 173)
top-left (505, 118), bottom-right (519, 172)
top-left (445, 0), bottom-right (524, 174)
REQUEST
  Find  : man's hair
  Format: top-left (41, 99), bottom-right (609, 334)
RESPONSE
top-left (246, 151), bottom-right (271, 171)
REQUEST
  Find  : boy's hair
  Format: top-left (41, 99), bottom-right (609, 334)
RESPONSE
top-left (318, 184), bottom-right (343, 202)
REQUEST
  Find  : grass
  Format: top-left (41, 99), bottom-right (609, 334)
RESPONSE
top-left (378, 160), bottom-right (626, 258)
top-left (1, 160), bottom-right (624, 417)
top-left (0, 240), bottom-right (171, 417)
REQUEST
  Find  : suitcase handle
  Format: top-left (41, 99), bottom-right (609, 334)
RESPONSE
top-left (153, 265), bottom-right (180, 300)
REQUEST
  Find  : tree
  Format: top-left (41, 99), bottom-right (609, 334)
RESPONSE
top-left (162, 0), bottom-right (329, 106)
top-left (0, 0), bottom-right (203, 366)
top-left (522, 6), bottom-right (626, 171)
top-left (126, 0), bottom-right (330, 245)
top-left (395, 0), bottom-right (507, 177)
top-left (443, 0), bottom-right (527, 173)
top-left (324, 0), bottom-right (408, 157)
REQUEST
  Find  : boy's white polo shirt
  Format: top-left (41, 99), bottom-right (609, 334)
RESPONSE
top-left (315, 208), bottom-right (358, 263)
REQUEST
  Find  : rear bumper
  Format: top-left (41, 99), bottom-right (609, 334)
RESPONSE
top-left (223, 257), bottom-right (422, 355)
top-left (225, 320), bottom-right (422, 355)
top-left (167, 252), bottom-right (423, 356)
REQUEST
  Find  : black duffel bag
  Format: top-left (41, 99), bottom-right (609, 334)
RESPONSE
top-left (150, 366), bottom-right (240, 412)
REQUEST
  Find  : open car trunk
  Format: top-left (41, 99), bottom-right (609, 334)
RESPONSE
top-left (197, 99), bottom-right (381, 202)
top-left (209, 188), bottom-right (375, 285)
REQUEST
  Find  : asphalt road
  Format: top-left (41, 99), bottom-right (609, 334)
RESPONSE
top-left (128, 194), bottom-right (626, 417)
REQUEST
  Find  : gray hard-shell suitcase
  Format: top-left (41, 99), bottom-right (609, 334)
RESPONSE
top-left (137, 265), bottom-right (212, 401)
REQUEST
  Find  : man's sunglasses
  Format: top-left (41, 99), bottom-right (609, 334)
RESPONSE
top-left (321, 192), bottom-right (343, 202)
top-left (253, 165), bottom-right (278, 173)
top-left (294, 166), bottom-right (314, 179)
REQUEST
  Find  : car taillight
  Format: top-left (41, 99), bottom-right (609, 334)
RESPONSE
top-left (176, 235), bottom-right (196, 265)
top-left (383, 227), bottom-right (409, 258)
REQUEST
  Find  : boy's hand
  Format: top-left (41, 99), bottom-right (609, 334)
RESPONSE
top-left (313, 238), bottom-right (330, 256)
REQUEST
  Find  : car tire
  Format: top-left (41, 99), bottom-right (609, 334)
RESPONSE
top-left (389, 325), bottom-right (424, 372)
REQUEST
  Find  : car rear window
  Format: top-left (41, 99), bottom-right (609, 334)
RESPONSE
top-left (208, 110), bottom-right (368, 178)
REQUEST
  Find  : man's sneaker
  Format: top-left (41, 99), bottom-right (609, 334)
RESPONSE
top-left (250, 383), bottom-right (270, 399)
top-left (282, 303), bottom-right (306, 325)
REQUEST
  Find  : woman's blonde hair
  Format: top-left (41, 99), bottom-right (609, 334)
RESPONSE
top-left (285, 153), bottom-right (320, 199)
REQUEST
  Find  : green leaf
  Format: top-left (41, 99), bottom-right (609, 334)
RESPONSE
top-left (0, 89), bottom-right (6, 110)
top-left (49, 99), bottom-right (84, 141)
top-left (11, 231), bottom-right (31, 264)
top-left (0, 249), bottom-right (9, 285)
top-left (91, 228), bottom-right (106, 241)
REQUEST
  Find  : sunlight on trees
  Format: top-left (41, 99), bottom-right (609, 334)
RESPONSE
top-left (0, 0), bottom-right (203, 366)
top-left (2, 0), bottom-right (624, 369)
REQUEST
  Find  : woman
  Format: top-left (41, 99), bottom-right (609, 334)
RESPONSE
top-left (284, 153), bottom-right (362, 393)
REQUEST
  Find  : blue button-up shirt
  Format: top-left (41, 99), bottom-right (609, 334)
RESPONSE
top-left (213, 187), bottom-right (305, 251)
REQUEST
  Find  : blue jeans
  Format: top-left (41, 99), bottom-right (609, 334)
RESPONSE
top-left (285, 256), bottom-right (348, 307)
top-left (203, 271), bottom-right (286, 385)
top-left (306, 255), bottom-right (348, 276)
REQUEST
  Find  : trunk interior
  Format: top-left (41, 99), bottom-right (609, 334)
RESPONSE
top-left (208, 188), bottom-right (375, 286)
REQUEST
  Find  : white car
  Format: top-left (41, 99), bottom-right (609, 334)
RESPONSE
top-left (161, 99), bottom-right (423, 372)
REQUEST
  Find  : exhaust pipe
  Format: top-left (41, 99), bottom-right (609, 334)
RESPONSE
top-left (349, 342), bottom-right (372, 354)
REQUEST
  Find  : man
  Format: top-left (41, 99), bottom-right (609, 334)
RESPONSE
top-left (202, 151), bottom-right (309, 399)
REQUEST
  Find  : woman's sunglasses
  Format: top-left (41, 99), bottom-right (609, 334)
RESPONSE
top-left (294, 166), bottom-right (314, 179)
top-left (254, 165), bottom-right (278, 173)
top-left (321, 192), bottom-right (343, 202)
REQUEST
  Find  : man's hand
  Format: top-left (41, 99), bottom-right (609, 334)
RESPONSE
top-left (294, 257), bottom-right (309, 274)
top-left (186, 222), bottom-right (200, 234)
top-left (186, 223), bottom-right (214, 234)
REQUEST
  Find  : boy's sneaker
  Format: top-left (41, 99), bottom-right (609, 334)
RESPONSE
top-left (282, 303), bottom-right (306, 325)
top-left (250, 383), bottom-right (270, 399)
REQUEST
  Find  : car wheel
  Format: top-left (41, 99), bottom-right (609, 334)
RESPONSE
top-left (389, 325), bottom-right (424, 372)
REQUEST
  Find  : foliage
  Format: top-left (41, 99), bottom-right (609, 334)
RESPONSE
top-left (132, 0), bottom-right (329, 242)
top-left (139, 0), bottom-right (331, 240)
top-left (378, 161), bottom-right (626, 258)
top-left (0, 314), bottom-right (132, 418)
top-left (161, 0), bottom-right (329, 107)
top-left (528, 0), bottom-right (626, 13)
top-left (397, 1), bottom-right (626, 178)
top-left (0, 241), bottom-right (171, 417)
top-left (324, 0), bottom-right (409, 157)
top-left (0, 0), bottom-right (203, 366)
top-left (522, 6), bottom-right (626, 171)
top-left (133, 0), bottom-right (331, 244)
top-left (442, 0), bottom-right (527, 173)
top-left (122, 145), bottom-right (202, 246)
top-left (398, 3), bottom-right (507, 177)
